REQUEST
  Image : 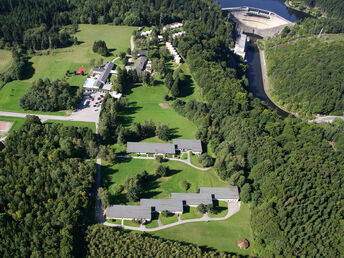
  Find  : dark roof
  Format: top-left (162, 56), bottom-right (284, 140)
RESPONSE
top-left (98, 62), bottom-right (114, 83)
top-left (173, 139), bottom-right (202, 153)
top-left (171, 193), bottom-right (213, 206)
top-left (200, 186), bottom-right (239, 200)
top-left (127, 142), bottom-right (175, 154)
top-left (132, 56), bottom-right (148, 75)
top-left (140, 199), bottom-right (183, 213)
top-left (106, 205), bottom-right (151, 220)
top-left (92, 67), bottom-right (104, 73)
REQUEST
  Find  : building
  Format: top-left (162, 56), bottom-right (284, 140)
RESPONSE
top-left (83, 62), bottom-right (115, 89)
top-left (140, 30), bottom-right (152, 37)
top-left (138, 50), bottom-right (147, 57)
top-left (170, 193), bottom-right (213, 207)
top-left (126, 142), bottom-right (175, 155)
top-left (132, 55), bottom-right (148, 76)
top-left (234, 33), bottom-right (247, 60)
top-left (76, 67), bottom-right (86, 75)
top-left (106, 205), bottom-right (151, 221)
top-left (173, 139), bottom-right (202, 155)
top-left (163, 22), bottom-right (183, 32)
top-left (200, 186), bottom-right (240, 202)
top-left (172, 31), bottom-right (185, 39)
top-left (140, 199), bottom-right (183, 214)
top-left (110, 91), bottom-right (122, 99)
top-left (166, 42), bottom-right (182, 63)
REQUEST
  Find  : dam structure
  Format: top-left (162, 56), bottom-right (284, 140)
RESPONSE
top-left (223, 6), bottom-right (295, 38)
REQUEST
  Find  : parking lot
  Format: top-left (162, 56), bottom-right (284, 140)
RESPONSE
top-left (69, 90), bottom-right (106, 122)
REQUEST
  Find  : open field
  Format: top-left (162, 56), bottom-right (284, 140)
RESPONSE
top-left (101, 158), bottom-right (226, 201)
top-left (44, 120), bottom-right (96, 132)
top-left (0, 116), bottom-right (26, 133)
top-left (151, 203), bottom-right (253, 255)
top-left (0, 50), bottom-right (12, 74)
top-left (0, 25), bottom-right (135, 114)
top-left (122, 82), bottom-right (197, 139)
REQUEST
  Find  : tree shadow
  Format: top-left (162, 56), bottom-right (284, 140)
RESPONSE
top-left (168, 169), bottom-right (182, 177)
top-left (179, 74), bottom-right (195, 98)
top-left (168, 127), bottom-right (181, 139)
top-left (22, 61), bottom-right (35, 80)
top-left (76, 40), bottom-right (85, 45)
top-left (122, 83), bottom-right (141, 95)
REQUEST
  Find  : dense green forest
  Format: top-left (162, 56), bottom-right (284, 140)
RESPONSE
top-left (19, 79), bottom-right (82, 111)
top-left (265, 37), bottom-right (344, 116)
top-left (299, 0), bottom-right (344, 18)
top-left (85, 224), bottom-right (232, 257)
top-left (0, 116), bottom-right (96, 257)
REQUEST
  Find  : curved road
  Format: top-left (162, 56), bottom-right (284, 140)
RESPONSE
top-left (103, 202), bottom-right (240, 232)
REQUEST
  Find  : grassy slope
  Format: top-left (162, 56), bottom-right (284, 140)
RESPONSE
top-left (0, 49), bottom-right (12, 74)
top-left (102, 158), bottom-right (226, 200)
top-left (123, 82), bottom-right (197, 139)
top-left (151, 204), bottom-right (253, 256)
top-left (0, 25), bottom-right (136, 114)
top-left (44, 120), bottom-right (96, 132)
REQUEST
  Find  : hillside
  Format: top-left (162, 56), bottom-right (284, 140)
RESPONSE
top-left (266, 35), bottom-right (344, 116)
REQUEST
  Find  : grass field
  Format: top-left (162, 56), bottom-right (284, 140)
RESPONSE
top-left (181, 206), bottom-right (203, 220)
top-left (0, 116), bottom-right (26, 133)
top-left (145, 218), bottom-right (159, 229)
top-left (0, 50), bottom-right (12, 74)
top-left (123, 220), bottom-right (141, 227)
top-left (151, 203), bottom-right (253, 255)
top-left (160, 214), bottom-right (178, 225)
top-left (0, 25), bottom-right (136, 114)
top-left (121, 82), bottom-right (197, 139)
top-left (44, 120), bottom-right (96, 132)
top-left (209, 201), bottom-right (228, 218)
top-left (102, 158), bottom-right (226, 201)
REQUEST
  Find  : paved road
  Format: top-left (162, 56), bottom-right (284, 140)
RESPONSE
top-left (103, 202), bottom-right (241, 232)
top-left (117, 152), bottom-right (211, 171)
top-left (95, 157), bottom-right (105, 223)
top-left (130, 35), bottom-right (135, 51)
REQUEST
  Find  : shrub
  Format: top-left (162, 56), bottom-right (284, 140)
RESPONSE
top-left (180, 181), bottom-right (190, 191)
top-left (155, 165), bottom-right (169, 177)
top-left (161, 210), bottom-right (170, 217)
top-left (197, 204), bottom-right (206, 214)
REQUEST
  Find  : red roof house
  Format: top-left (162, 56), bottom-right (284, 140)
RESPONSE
top-left (76, 67), bottom-right (86, 75)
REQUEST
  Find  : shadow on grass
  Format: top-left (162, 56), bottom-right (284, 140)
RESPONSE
top-left (22, 61), bottom-right (35, 80)
top-left (118, 101), bottom-right (142, 127)
top-left (179, 74), bottom-right (195, 98)
top-left (169, 127), bottom-right (181, 139)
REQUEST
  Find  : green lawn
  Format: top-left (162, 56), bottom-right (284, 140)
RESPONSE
top-left (151, 204), bottom-right (253, 256)
top-left (0, 25), bottom-right (136, 114)
top-left (178, 63), bottom-right (203, 102)
top-left (190, 153), bottom-right (204, 167)
top-left (106, 219), bottom-right (122, 225)
top-left (145, 218), bottom-right (159, 229)
top-left (123, 220), bottom-right (141, 227)
top-left (160, 214), bottom-right (178, 225)
top-left (44, 120), bottom-right (96, 132)
top-left (0, 49), bottom-right (12, 74)
top-left (181, 206), bottom-right (203, 220)
top-left (102, 158), bottom-right (226, 201)
top-left (209, 201), bottom-right (228, 218)
top-left (0, 116), bottom-right (26, 133)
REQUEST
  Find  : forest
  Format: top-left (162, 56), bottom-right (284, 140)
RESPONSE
top-left (0, 116), bottom-right (96, 257)
top-left (265, 38), bottom-right (344, 116)
top-left (299, 0), bottom-right (344, 18)
top-left (19, 79), bottom-right (83, 111)
top-left (85, 224), bottom-right (232, 257)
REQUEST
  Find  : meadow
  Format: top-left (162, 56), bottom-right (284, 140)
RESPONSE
top-left (0, 49), bottom-right (12, 74)
top-left (151, 203), bottom-right (253, 256)
top-left (0, 25), bottom-right (136, 114)
top-left (101, 158), bottom-right (226, 201)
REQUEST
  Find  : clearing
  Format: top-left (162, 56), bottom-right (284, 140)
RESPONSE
top-left (0, 50), bottom-right (12, 74)
top-left (151, 203), bottom-right (253, 256)
top-left (0, 25), bottom-right (136, 114)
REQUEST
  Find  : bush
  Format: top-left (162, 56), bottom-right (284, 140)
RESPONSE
top-left (93, 40), bottom-right (109, 56)
top-left (155, 165), bottom-right (169, 177)
top-left (198, 153), bottom-right (214, 167)
top-left (206, 203), bottom-right (215, 214)
top-left (197, 204), bottom-right (206, 214)
top-left (161, 210), bottom-right (170, 217)
top-left (180, 181), bottom-right (190, 191)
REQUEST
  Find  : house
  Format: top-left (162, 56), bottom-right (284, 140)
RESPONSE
top-left (165, 42), bottom-right (182, 63)
top-left (140, 30), bottom-right (152, 37)
top-left (173, 139), bottom-right (202, 155)
top-left (138, 50), bottom-right (147, 57)
top-left (132, 55), bottom-right (148, 76)
top-left (200, 186), bottom-right (240, 202)
top-left (163, 22), bottom-right (183, 32)
top-left (172, 31), bottom-right (186, 39)
top-left (126, 142), bottom-right (175, 155)
top-left (84, 62), bottom-right (115, 89)
top-left (76, 67), bottom-right (86, 75)
top-left (170, 193), bottom-right (213, 207)
top-left (140, 199), bottom-right (183, 214)
top-left (106, 205), bottom-right (152, 221)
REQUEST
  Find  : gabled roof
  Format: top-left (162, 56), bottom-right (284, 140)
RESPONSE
top-left (173, 139), bottom-right (202, 153)
top-left (98, 62), bottom-right (114, 83)
top-left (127, 142), bottom-right (175, 154)
top-left (106, 205), bottom-right (151, 220)
top-left (171, 193), bottom-right (213, 206)
top-left (140, 199), bottom-right (183, 213)
top-left (200, 186), bottom-right (239, 200)
top-left (132, 56), bottom-right (148, 75)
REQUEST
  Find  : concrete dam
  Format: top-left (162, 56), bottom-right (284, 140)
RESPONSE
top-left (223, 6), bottom-right (295, 38)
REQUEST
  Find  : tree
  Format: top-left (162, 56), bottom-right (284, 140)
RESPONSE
top-left (126, 186), bottom-right (140, 202)
top-left (120, 52), bottom-right (126, 59)
top-left (198, 154), bottom-right (214, 167)
top-left (164, 72), bottom-right (173, 90)
top-left (155, 165), bottom-right (169, 177)
top-left (155, 156), bottom-right (164, 163)
top-left (206, 204), bottom-right (215, 214)
top-left (156, 124), bottom-right (169, 141)
top-left (99, 145), bottom-right (116, 163)
top-left (98, 187), bottom-right (110, 207)
top-left (93, 40), bottom-right (109, 56)
top-left (197, 204), bottom-right (206, 214)
top-left (171, 77), bottom-right (180, 98)
top-left (161, 210), bottom-right (169, 217)
top-left (240, 183), bottom-right (252, 202)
